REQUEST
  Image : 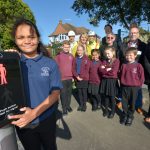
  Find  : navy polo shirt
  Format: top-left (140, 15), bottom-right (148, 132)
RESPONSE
top-left (20, 53), bottom-right (62, 124)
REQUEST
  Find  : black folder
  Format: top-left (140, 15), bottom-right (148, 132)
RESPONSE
top-left (0, 52), bottom-right (26, 127)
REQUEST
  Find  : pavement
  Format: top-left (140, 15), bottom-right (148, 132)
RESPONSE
top-left (18, 88), bottom-right (150, 150)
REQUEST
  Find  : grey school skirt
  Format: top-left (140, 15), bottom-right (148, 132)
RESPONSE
top-left (100, 78), bottom-right (118, 97)
top-left (88, 83), bottom-right (100, 95)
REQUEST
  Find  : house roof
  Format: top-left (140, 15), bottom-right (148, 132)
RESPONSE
top-left (49, 20), bottom-right (89, 37)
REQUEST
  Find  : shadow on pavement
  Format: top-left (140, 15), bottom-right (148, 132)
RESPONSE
top-left (56, 110), bottom-right (72, 140)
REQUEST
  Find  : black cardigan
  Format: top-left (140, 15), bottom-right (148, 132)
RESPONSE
top-left (144, 42), bottom-right (150, 84)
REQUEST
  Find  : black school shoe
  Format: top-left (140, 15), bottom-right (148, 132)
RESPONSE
top-left (97, 103), bottom-right (102, 110)
top-left (125, 116), bottom-right (134, 126)
top-left (62, 110), bottom-right (68, 116)
top-left (103, 110), bottom-right (109, 117)
top-left (81, 105), bottom-right (87, 112)
top-left (67, 107), bottom-right (73, 112)
top-left (108, 112), bottom-right (115, 119)
top-left (120, 115), bottom-right (127, 125)
top-left (92, 105), bottom-right (97, 111)
top-left (77, 106), bottom-right (82, 111)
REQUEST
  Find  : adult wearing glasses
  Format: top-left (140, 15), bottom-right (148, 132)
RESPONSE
top-left (121, 24), bottom-right (146, 115)
top-left (100, 32), bottom-right (123, 61)
top-left (122, 24), bottom-right (146, 65)
top-left (102, 24), bottom-right (122, 48)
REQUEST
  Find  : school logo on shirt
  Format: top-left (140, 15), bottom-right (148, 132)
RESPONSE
top-left (41, 67), bottom-right (50, 76)
top-left (132, 67), bottom-right (137, 74)
top-left (84, 60), bottom-right (87, 64)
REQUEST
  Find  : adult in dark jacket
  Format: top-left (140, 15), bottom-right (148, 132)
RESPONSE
top-left (144, 42), bottom-right (150, 123)
top-left (102, 24), bottom-right (122, 47)
top-left (100, 32), bottom-right (123, 61)
top-left (121, 24), bottom-right (146, 65)
top-left (121, 24), bottom-right (146, 114)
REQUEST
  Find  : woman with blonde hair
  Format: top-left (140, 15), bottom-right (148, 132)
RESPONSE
top-left (72, 33), bottom-right (92, 57)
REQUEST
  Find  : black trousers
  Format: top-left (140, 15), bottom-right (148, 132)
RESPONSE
top-left (121, 86), bottom-right (139, 117)
top-left (104, 95), bottom-right (115, 113)
top-left (147, 84), bottom-right (150, 116)
top-left (16, 112), bottom-right (57, 150)
top-left (90, 94), bottom-right (101, 106)
top-left (78, 88), bottom-right (87, 107)
top-left (60, 79), bottom-right (72, 111)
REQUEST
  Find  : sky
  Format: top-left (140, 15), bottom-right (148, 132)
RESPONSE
top-left (22, 0), bottom-right (143, 45)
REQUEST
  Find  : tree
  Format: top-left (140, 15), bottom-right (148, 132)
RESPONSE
top-left (48, 42), bottom-right (63, 57)
top-left (0, 0), bottom-right (35, 50)
top-left (72, 0), bottom-right (150, 29)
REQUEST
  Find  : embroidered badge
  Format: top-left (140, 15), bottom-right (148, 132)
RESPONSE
top-left (84, 60), bottom-right (87, 64)
top-left (41, 67), bottom-right (50, 76)
top-left (132, 67), bottom-right (137, 74)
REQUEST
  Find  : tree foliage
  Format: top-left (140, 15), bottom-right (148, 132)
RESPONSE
top-left (72, 0), bottom-right (150, 29)
top-left (48, 42), bottom-right (63, 57)
top-left (0, 0), bottom-right (35, 50)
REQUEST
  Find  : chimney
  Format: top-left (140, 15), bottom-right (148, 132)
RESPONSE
top-left (59, 20), bottom-right (62, 24)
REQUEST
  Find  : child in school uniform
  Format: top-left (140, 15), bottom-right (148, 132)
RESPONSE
top-left (72, 45), bottom-right (90, 111)
top-left (120, 47), bottom-right (145, 126)
top-left (55, 40), bottom-right (74, 116)
top-left (99, 46), bottom-right (120, 118)
top-left (88, 49), bottom-right (102, 111)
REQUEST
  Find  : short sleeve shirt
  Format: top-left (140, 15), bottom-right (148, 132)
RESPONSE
top-left (20, 53), bottom-right (62, 124)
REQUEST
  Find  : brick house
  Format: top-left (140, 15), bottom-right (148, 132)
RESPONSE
top-left (48, 20), bottom-right (90, 44)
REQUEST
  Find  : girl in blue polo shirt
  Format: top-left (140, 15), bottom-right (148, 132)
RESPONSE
top-left (8, 19), bottom-right (62, 150)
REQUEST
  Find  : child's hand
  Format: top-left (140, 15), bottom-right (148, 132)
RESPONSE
top-left (77, 76), bottom-right (80, 81)
top-left (8, 107), bottom-right (36, 128)
top-left (77, 76), bottom-right (83, 81)
top-left (106, 68), bottom-right (112, 71)
top-left (78, 77), bottom-right (83, 81)
top-left (101, 65), bottom-right (105, 69)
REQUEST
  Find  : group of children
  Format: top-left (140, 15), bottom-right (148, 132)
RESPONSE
top-left (55, 40), bottom-right (144, 126)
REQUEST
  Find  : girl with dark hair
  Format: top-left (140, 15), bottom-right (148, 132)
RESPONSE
top-left (11, 18), bottom-right (50, 57)
top-left (8, 18), bottom-right (62, 150)
top-left (88, 49), bottom-right (102, 111)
